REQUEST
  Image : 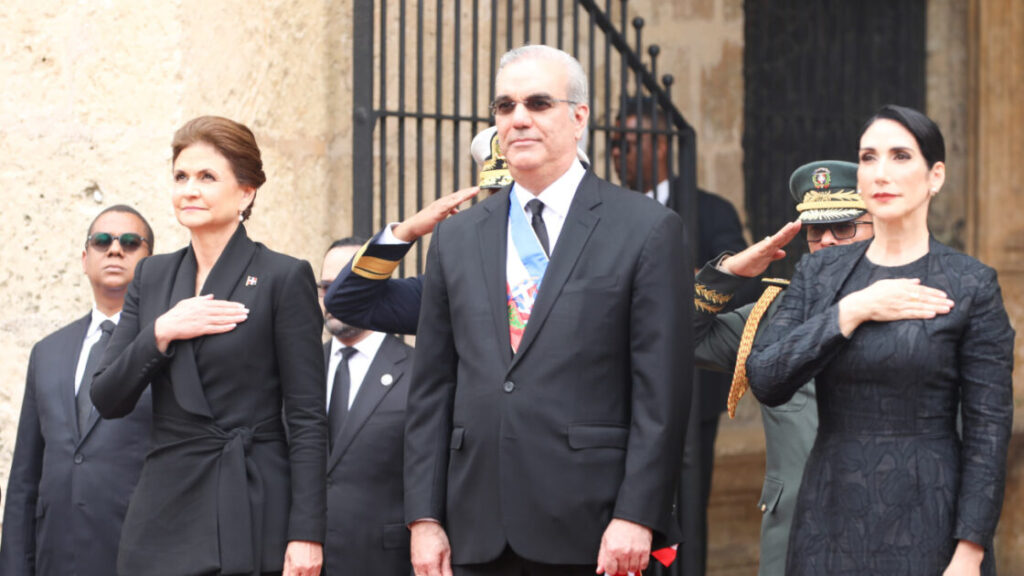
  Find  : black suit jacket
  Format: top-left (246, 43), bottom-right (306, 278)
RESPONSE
top-left (91, 225), bottom-right (327, 576)
top-left (667, 180), bottom-right (751, 418)
top-left (0, 314), bottom-right (152, 576)
top-left (324, 334), bottom-right (413, 576)
top-left (404, 171), bottom-right (692, 565)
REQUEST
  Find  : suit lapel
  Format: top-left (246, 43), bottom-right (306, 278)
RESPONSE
top-left (810, 240), bottom-right (871, 316)
top-left (166, 246), bottom-right (213, 418)
top-left (509, 172), bottom-right (601, 370)
top-left (478, 188), bottom-right (513, 365)
top-left (328, 336), bottom-right (409, 471)
top-left (64, 314), bottom-right (91, 443)
top-left (165, 226), bottom-right (257, 418)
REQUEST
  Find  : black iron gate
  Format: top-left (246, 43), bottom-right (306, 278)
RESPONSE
top-left (351, 0), bottom-right (697, 275)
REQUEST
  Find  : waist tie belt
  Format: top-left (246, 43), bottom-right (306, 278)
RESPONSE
top-left (155, 414), bottom-right (286, 575)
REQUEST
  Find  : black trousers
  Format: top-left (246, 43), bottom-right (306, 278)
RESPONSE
top-left (454, 547), bottom-right (596, 576)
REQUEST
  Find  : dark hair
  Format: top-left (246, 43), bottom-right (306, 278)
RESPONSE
top-left (616, 95), bottom-right (670, 131)
top-left (172, 116), bottom-right (266, 221)
top-left (860, 105), bottom-right (945, 168)
top-left (327, 236), bottom-right (369, 253)
top-left (87, 204), bottom-right (155, 253)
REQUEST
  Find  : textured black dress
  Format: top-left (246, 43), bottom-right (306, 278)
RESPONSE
top-left (747, 239), bottom-right (1014, 575)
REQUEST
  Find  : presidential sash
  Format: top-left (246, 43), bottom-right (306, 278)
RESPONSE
top-left (507, 193), bottom-right (549, 353)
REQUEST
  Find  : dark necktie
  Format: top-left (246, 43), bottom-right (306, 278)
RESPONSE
top-left (328, 346), bottom-right (358, 447)
top-left (526, 199), bottom-right (550, 257)
top-left (78, 320), bottom-right (115, 435)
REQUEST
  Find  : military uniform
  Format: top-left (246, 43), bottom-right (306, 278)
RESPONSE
top-left (691, 160), bottom-right (866, 575)
top-left (694, 264), bottom-right (815, 576)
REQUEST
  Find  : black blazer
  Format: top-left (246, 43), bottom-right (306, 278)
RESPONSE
top-left (91, 225), bottom-right (327, 576)
top-left (404, 171), bottom-right (693, 565)
top-left (324, 335), bottom-right (413, 576)
top-left (0, 314), bottom-right (151, 576)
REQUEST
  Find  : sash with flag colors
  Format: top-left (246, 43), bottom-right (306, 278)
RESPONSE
top-left (506, 193), bottom-right (549, 352)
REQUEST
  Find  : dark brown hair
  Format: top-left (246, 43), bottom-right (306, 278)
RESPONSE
top-left (172, 116), bottom-right (266, 221)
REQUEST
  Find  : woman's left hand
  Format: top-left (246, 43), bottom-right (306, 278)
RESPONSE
top-left (283, 540), bottom-right (323, 576)
top-left (942, 540), bottom-right (984, 576)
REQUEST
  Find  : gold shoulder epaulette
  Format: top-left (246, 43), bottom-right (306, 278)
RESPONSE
top-left (761, 277), bottom-right (790, 288)
top-left (694, 283), bottom-right (733, 314)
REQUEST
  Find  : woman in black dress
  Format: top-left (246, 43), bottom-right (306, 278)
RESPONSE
top-left (747, 105), bottom-right (1014, 575)
top-left (93, 116), bottom-right (326, 576)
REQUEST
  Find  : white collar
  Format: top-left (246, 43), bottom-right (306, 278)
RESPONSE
top-left (331, 330), bottom-right (386, 360)
top-left (88, 307), bottom-right (121, 337)
top-left (644, 179), bottom-right (671, 206)
top-left (511, 159), bottom-right (586, 219)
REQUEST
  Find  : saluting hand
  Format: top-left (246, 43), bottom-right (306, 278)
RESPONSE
top-left (392, 186), bottom-right (480, 243)
top-left (283, 540), bottom-right (323, 576)
top-left (718, 220), bottom-right (802, 278)
top-left (837, 278), bottom-right (954, 337)
top-left (154, 294), bottom-right (249, 353)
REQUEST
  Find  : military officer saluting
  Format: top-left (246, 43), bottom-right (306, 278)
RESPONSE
top-left (690, 160), bottom-right (873, 576)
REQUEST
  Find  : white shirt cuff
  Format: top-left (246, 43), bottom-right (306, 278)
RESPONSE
top-left (378, 223), bottom-right (409, 245)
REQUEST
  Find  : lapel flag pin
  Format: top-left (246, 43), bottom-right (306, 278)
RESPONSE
top-left (245, 276), bottom-right (258, 287)
top-left (380, 374), bottom-right (394, 386)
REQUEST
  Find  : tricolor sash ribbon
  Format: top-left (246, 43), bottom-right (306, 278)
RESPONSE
top-left (507, 192), bottom-right (549, 353)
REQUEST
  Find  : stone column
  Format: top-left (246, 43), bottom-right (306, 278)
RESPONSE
top-left (967, 0), bottom-right (1024, 571)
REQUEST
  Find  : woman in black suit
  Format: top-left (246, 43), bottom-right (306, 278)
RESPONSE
top-left (93, 116), bottom-right (327, 576)
top-left (747, 105), bottom-right (1014, 575)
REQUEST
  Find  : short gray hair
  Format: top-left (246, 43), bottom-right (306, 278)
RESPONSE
top-left (498, 45), bottom-right (588, 106)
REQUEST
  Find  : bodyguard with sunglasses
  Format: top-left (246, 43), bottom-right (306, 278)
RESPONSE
top-left (0, 205), bottom-right (155, 576)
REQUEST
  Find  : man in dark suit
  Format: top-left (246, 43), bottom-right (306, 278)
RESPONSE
top-left (0, 205), bottom-right (154, 576)
top-left (317, 237), bottom-right (414, 576)
top-left (610, 97), bottom-right (751, 576)
top-left (406, 45), bottom-right (692, 576)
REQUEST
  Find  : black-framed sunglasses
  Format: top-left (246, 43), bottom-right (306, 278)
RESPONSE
top-left (489, 95), bottom-right (578, 116)
top-left (806, 221), bottom-right (873, 242)
top-left (86, 232), bottom-right (149, 253)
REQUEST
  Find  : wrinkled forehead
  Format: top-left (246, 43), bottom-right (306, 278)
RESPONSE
top-left (495, 57), bottom-right (568, 99)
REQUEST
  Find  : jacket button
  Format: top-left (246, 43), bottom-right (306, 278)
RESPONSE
top-left (503, 381), bottom-right (515, 393)
top-left (760, 503), bottom-right (767, 512)
top-left (74, 454), bottom-right (84, 464)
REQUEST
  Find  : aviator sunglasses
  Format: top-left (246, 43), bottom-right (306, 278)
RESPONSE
top-left (490, 95), bottom-right (578, 116)
top-left (806, 221), bottom-right (873, 242)
top-left (86, 232), bottom-right (150, 253)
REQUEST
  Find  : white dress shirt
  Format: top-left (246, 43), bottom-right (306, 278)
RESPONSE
top-left (645, 179), bottom-right (670, 207)
top-left (326, 330), bottom-right (387, 411)
top-left (509, 159), bottom-right (586, 253)
top-left (73, 308), bottom-right (121, 395)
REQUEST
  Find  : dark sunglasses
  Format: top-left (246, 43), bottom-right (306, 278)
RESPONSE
top-left (86, 232), bottom-right (149, 253)
top-left (806, 221), bottom-right (873, 242)
top-left (490, 95), bottom-right (577, 116)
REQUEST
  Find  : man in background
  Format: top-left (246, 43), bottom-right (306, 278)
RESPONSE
top-left (1, 205), bottom-right (154, 576)
top-left (611, 96), bottom-right (752, 575)
top-left (318, 237), bottom-right (414, 576)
